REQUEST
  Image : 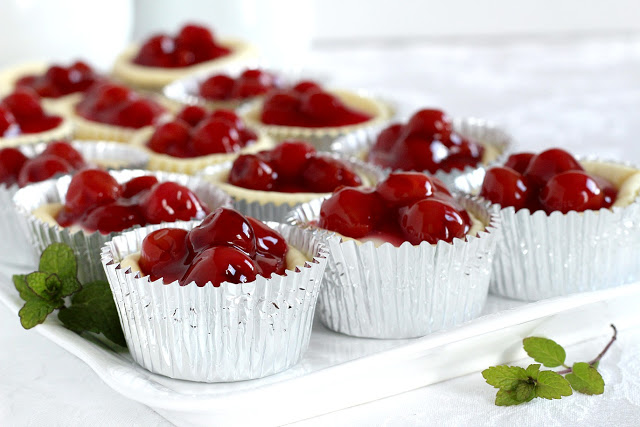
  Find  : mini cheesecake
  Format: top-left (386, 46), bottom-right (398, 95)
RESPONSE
top-left (112, 23), bottom-right (257, 90)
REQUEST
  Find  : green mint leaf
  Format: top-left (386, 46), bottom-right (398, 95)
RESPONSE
top-left (25, 272), bottom-right (64, 304)
top-left (535, 370), bottom-right (573, 400)
top-left (523, 337), bottom-right (567, 367)
top-left (58, 281), bottom-right (125, 347)
top-left (39, 243), bottom-right (77, 280)
top-left (60, 276), bottom-right (82, 297)
top-left (18, 299), bottom-right (56, 329)
top-left (495, 388), bottom-right (530, 406)
top-left (13, 274), bottom-right (36, 301)
top-left (482, 365), bottom-right (529, 390)
top-left (515, 382), bottom-right (536, 402)
top-left (566, 362), bottom-right (605, 395)
top-left (525, 364), bottom-right (541, 380)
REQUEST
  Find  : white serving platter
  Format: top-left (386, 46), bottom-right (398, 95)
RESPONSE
top-left (1, 260), bottom-right (638, 427)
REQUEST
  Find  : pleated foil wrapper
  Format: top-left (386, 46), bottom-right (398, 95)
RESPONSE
top-left (0, 141), bottom-right (150, 267)
top-left (198, 153), bottom-right (386, 222)
top-left (13, 169), bottom-right (232, 283)
top-left (287, 196), bottom-right (501, 339)
top-left (101, 221), bottom-right (328, 382)
top-left (489, 196), bottom-right (640, 301)
top-left (238, 90), bottom-right (396, 151)
top-left (331, 117), bottom-right (513, 193)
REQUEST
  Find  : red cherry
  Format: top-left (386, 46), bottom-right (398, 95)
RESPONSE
top-left (187, 207), bottom-right (257, 255)
top-left (592, 175), bottom-right (617, 208)
top-left (254, 253), bottom-right (286, 277)
top-left (246, 217), bottom-right (288, 258)
top-left (17, 155), bottom-right (72, 187)
top-left (524, 148), bottom-right (583, 189)
top-left (41, 141), bottom-right (85, 169)
top-left (430, 176), bottom-right (452, 196)
top-left (231, 69), bottom-right (276, 98)
top-left (266, 140), bottom-right (316, 181)
top-left (121, 175), bottom-right (159, 198)
top-left (191, 117), bottom-right (241, 155)
top-left (318, 187), bottom-right (386, 238)
top-left (176, 105), bottom-right (207, 127)
top-left (228, 154), bottom-right (278, 191)
top-left (117, 99), bottom-right (160, 128)
top-left (64, 169), bottom-right (122, 214)
top-left (300, 89), bottom-right (342, 121)
top-left (504, 152), bottom-right (535, 174)
top-left (176, 24), bottom-right (215, 50)
top-left (260, 92), bottom-right (300, 124)
top-left (141, 181), bottom-right (207, 223)
top-left (134, 35), bottom-right (175, 67)
top-left (238, 128), bottom-right (258, 145)
top-left (402, 135), bottom-right (449, 173)
top-left (440, 139), bottom-right (484, 172)
top-left (301, 156), bottom-right (362, 193)
top-left (400, 198), bottom-right (470, 245)
top-left (148, 120), bottom-right (191, 154)
top-left (139, 228), bottom-right (191, 283)
top-left (539, 171), bottom-right (606, 214)
top-left (92, 83), bottom-right (131, 111)
top-left (210, 109), bottom-right (244, 129)
top-left (373, 123), bottom-right (403, 154)
top-left (292, 81), bottom-right (322, 94)
top-left (479, 167), bottom-right (531, 210)
top-left (405, 109), bottom-right (453, 138)
top-left (3, 88), bottom-right (44, 119)
top-left (375, 172), bottom-right (435, 207)
top-left (180, 246), bottom-right (258, 287)
top-left (199, 74), bottom-right (234, 100)
top-left (0, 106), bottom-right (19, 136)
top-left (0, 147), bottom-right (28, 185)
top-left (81, 202), bottom-right (145, 234)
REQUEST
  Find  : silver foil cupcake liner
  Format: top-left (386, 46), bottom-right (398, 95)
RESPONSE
top-left (489, 184), bottom-right (640, 301)
top-left (101, 221), bottom-right (328, 382)
top-left (331, 117), bottom-right (513, 193)
top-left (0, 141), bottom-right (150, 267)
top-left (13, 169), bottom-right (232, 283)
top-left (288, 196), bottom-right (501, 339)
top-left (238, 90), bottom-right (396, 151)
top-left (198, 152), bottom-right (386, 222)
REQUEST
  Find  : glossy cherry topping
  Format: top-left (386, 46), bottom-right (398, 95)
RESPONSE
top-left (228, 140), bottom-right (362, 193)
top-left (368, 109), bottom-right (485, 174)
top-left (16, 61), bottom-right (99, 98)
top-left (199, 69), bottom-right (281, 101)
top-left (260, 80), bottom-right (372, 128)
top-left (0, 88), bottom-right (63, 136)
top-left (318, 172), bottom-right (471, 245)
top-left (75, 82), bottom-right (165, 128)
top-left (479, 148), bottom-right (617, 213)
top-left (0, 141), bottom-right (86, 187)
top-left (139, 207), bottom-right (289, 286)
top-left (133, 23), bottom-right (231, 68)
top-left (147, 106), bottom-right (257, 158)
top-left (56, 169), bottom-right (208, 234)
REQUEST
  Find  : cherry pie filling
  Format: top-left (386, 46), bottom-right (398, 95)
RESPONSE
top-left (51, 169), bottom-right (208, 234)
top-left (16, 61), bottom-right (99, 99)
top-left (147, 106), bottom-right (258, 158)
top-left (0, 141), bottom-right (88, 187)
top-left (260, 81), bottom-right (372, 128)
top-left (138, 207), bottom-right (290, 286)
top-left (133, 24), bottom-right (232, 68)
top-left (199, 69), bottom-right (281, 101)
top-left (75, 82), bottom-right (166, 129)
top-left (227, 140), bottom-right (362, 193)
top-left (0, 88), bottom-right (63, 136)
top-left (479, 148), bottom-right (618, 214)
top-left (368, 109), bottom-right (485, 174)
top-left (317, 171), bottom-right (473, 246)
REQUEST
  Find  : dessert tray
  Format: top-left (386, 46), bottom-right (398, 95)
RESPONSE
top-left (1, 259), bottom-right (639, 426)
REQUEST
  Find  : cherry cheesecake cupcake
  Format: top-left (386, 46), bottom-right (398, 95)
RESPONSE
top-left (240, 80), bottom-right (393, 150)
top-left (478, 148), bottom-right (640, 300)
top-left (333, 108), bottom-right (511, 193)
top-left (129, 105), bottom-right (272, 174)
top-left (13, 168), bottom-right (230, 282)
top-left (112, 23), bottom-right (257, 91)
top-left (288, 171), bottom-right (500, 339)
top-left (200, 140), bottom-right (384, 221)
top-left (1, 140), bottom-right (149, 266)
top-left (101, 207), bottom-right (328, 382)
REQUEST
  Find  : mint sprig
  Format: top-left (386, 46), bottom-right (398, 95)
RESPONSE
top-left (483, 325), bottom-right (616, 406)
top-left (13, 243), bottom-right (125, 347)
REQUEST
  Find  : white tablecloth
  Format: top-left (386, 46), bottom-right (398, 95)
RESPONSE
top-left (2, 35), bottom-right (640, 426)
